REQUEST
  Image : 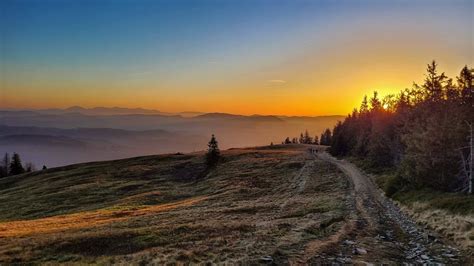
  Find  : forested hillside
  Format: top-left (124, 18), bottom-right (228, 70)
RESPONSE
top-left (328, 61), bottom-right (473, 194)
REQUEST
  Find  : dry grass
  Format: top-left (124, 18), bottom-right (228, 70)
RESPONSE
top-left (0, 145), bottom-right (350, 264)
top-left (389, 189), bottom-right (474, 257)
top-left (398, 201), bottom-right (474, 254)
top-left (0, 196), bottom-right (206, 238)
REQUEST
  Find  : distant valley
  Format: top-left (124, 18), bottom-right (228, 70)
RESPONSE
top-left (0, 107), bottom-right (343, 167)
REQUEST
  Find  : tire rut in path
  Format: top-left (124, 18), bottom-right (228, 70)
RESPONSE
top-left (314, 152), bottom-right (465, 264)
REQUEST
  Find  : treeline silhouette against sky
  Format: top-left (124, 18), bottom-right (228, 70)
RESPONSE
top-left (328, 62), bottom-right (473, 194)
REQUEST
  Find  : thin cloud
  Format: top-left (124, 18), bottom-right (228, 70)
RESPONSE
top-left (267, 80), bottom-right (286, 83)
top-left (129, 71), bottom-right (153, 77)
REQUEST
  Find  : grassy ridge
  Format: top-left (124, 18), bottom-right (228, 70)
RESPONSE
top-left (0, 145), bottom-right (350, 264)
top-left (0, 153), bottom-right (207, 221)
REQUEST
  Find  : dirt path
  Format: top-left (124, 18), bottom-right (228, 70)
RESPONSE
top-left (314, 151), bottom-right (467, 264)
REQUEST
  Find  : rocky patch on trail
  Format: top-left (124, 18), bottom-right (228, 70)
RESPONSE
top-left (314, 152), bottom-right (468, 264)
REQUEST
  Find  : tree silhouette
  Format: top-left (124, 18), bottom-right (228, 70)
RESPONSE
top-left (9, 153), bottom-right (25, 176)
top-left (423, 60), bottom-right (447, 102)
top-left (458, 66), bottom-right (473, 106)
top-left (327, 61), bottom-right (474, 193)
top-left (206, 134), bottom-right (220, 167)
top-left (320, 128), bottom-right (332, 145)
top-left (303, 130), bottom-right (313, 144)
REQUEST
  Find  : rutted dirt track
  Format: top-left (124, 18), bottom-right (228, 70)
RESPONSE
top-left (314, 151), bottom-right (468, 264)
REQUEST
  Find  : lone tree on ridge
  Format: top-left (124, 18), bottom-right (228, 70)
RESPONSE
top-left (206, 134), bottom-right (220, 167)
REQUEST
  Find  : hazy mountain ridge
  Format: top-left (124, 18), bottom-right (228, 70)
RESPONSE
top-left (0, 134), bottom-right (88, 148)
top-left (1, 107), bottom-right (342, 120)
top-left (0, 110), bottom-right (344, 167)
top-left (0, 108), bottom-right (343, 129)
top-left (1, 107), bottom-right (203, 117)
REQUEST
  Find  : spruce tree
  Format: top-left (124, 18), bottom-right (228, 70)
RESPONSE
top-left (457, 66), bottom-right (474, 106)
top-left (320, 128), bottom-right (332, 145)
top-left (206, 134), bottom-right (220, 167)
top-left (423, 60), bottom-right (447, 102)
top-left (9, 153), bottom-right (25, 176)
top-left (303, 130), bottom-right (312, 144)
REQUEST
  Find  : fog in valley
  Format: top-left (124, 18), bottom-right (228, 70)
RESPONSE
top-left (0, 107), bottom-right (342, 167)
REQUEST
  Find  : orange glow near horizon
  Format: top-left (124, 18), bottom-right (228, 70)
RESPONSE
top-left (1, 1), bottom-right (472, 116)
top-left (2, 59), bottom-right (468, 116)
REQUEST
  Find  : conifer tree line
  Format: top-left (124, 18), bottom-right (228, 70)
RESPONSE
top-left (0, 152), bottom-right (41, 178)
top-left (328, 61), bottom-right (473, 193)
top-left (319, 128), bottom-right (332, 145)
top-left (282, 130), bottom-right (320, 145)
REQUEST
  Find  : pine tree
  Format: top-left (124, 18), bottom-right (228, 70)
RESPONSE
top-left (423, 60), bottom-right (448, 102)
top-left (9, 153), bottom-right (25, 176)
top-left (206, 134), bottom-right (220, 167)
top-left (303, 130), bottom-right (312, 144)
top-left (299, 133), bottom-right (304, 144)
top-left (370, 91), bottom-right (382, 112)
top-left (314, 136), bottom-right (319, 145)
top-left (457, 66), bottom-right (474, 107)
top-left (320, 128), bottom-right (332, 145)
top-left (284, 137), bottom-right (291, 144)
top-left (360, 95), bottom-right (369, 114)
top-left (327, 128), bottom-right (332, 144)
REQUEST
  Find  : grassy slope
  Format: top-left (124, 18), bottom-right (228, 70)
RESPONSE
top-left (0, 145), bottom-right (349, 264)
top-left (0, 153), bottom-right (208, 221)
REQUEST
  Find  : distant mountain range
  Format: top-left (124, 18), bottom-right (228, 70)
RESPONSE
top-left (0, 108), bottom-right (344, 167)
top-left (8, 106), bottom-right (189, 116)
top-left (1, 107), bottom-right (342, 119)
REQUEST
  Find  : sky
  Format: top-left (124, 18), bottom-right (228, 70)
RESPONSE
top-left (1, 0), bottom-right (472, 116)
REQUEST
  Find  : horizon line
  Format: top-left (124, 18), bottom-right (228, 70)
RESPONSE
top-left (0, 106), bottom-right (345, 118)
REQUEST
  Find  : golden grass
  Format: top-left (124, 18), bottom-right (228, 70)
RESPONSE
top-left (0, 146), bottom-right (350, 264)
top-left (398, 201), bottom-right (474, 251)
top-left (0, 196), bottom-right (206, 238)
